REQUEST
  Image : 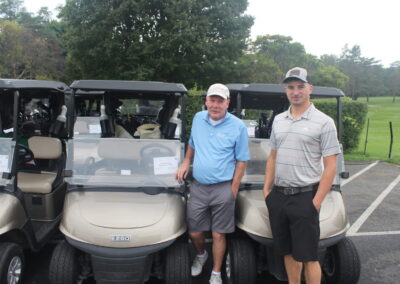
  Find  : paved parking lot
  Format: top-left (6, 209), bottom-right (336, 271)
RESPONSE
top-left (26, 161), bottom-right (400, 284)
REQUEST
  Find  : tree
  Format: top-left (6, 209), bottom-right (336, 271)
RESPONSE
top-left (230, 53), bottom-right (281, 83)
top-left (385, 66), bottom-right (400, 102)
top-left (252, 35), bottom-right (310, 73)
top-left (60, 0), bottom-right (253, 87)
top-left (312, 66), bottom-right (348, 89)
top-left (0, 0), bottom-right (23, 20)
top-left (390, 61), bottom-right (400, 68)
top-left (338, 44), bottom-right (383, 100)
top-left (0, 20), bottom-right (65, 79)
top-left (320, 54), bottom-right (339, 67)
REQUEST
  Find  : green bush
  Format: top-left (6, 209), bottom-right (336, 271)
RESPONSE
top-left (185, 88), bottom-right (205, 140)
top-left (314, 97), bottom-right (368, 153)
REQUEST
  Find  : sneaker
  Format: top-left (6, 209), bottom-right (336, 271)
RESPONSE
top-left (191, 250), bottom-right (208, 276)
top-left (209, 273), bottom-right (222, 284)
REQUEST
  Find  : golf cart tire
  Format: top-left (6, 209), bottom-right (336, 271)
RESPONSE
top-left (222, 238), bottom-right (257, 284)
top-left (0, 242), bottom-right (24, 284)
top-left (49, 240), bottom-right (79, 284)
top-left (323, 237), bottom-right (360, 284)
top-left (164, 242), bottom-right (191, 284)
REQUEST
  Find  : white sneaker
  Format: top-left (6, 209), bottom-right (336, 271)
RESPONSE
top-left (209, 273), bottom-right (222, 284)
top-left (191, 250), bottom-right (208, 276)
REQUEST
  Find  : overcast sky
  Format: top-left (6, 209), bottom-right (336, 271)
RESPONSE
top-left (24, 0), bottom-right (399, 67)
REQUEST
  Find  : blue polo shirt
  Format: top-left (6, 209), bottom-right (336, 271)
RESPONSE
top-left (189, 111), bottom-right (249, 184)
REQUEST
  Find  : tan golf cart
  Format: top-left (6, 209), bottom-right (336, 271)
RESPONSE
top-left (221, 83), bottom-right (360, 284)
top-left (0, 79), bottom-right (69, 284)
top-left (49, 80), bottom-right (190, 284)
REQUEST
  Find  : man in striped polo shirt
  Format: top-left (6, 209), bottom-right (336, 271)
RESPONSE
top-left (263, 67), bottom-right (341, 284)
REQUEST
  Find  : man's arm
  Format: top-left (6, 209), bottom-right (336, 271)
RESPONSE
top-left (231, 161), bottom-right (248, 197)
top-left (176, 145), bottom-right (194, 182)
top-left (263, 149), bottom-right (277, 198)
top-left (313, 154), bottom-right (338, 211)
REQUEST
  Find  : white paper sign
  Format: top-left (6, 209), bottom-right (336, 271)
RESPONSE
top-left (89, 124), bottom-right (101, 134)
top-left (247, 126), bottom-right (255, 137)
top-left (0, 155), bottom-right (9, 172)
top-left (153, 156), bottom-right (178, 175)
top-left (121, 170), bottom-right (131, 176)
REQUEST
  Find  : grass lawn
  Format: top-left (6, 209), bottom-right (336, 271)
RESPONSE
top-left (345, 96), bottom-right (400, 164)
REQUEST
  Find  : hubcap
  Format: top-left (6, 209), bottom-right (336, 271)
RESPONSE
top-left (7, 256), bottom-right (22, 284)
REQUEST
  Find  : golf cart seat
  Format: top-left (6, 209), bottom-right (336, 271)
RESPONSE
top-left (98, 139), bottom-right (140, 160)
top-left (74, 119), bottom-right (89, 134)
top-left (115, 124), bottom-right (133, 138)
top-left (249, 139), bottom-right (270, 161)
top-left (18, 136), bottom-right (63, 194)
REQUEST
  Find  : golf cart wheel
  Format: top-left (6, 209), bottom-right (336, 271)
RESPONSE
top-left (49, 240), bottom-right (80, 284)
top-left (322, 237), bottom-right (360, 284)
top-left (222, 238), bottom-right (257, 284)
top-left (164, 242), bottom-right (191, 284)
top-left (0, 242), bottom-right (24, 284)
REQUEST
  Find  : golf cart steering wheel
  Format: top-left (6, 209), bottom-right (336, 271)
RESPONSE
top-left (139, 143), bottom-right (175, 159)
top-left (82, 156), bottom-right (95, 175)
top-left (17, 144), bottom-right (34, 164)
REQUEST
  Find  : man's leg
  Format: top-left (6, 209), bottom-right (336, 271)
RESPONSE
top-left (190, 231), bottom-right (209, 277)
top-left (189, 231), bottom-right (206, 254)
top-left (284, 254), bottom-right (303, 284)
top-left (304, 261), bottom-right (321, 284)
top-left (211, 231), bottom-right (226, 272)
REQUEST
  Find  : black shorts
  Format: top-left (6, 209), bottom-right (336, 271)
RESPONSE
top-left (265, 187), bottom-right (320, 262)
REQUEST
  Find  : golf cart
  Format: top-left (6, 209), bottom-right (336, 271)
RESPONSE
top-left (49, 80), bottom-right (190, 284)
top-left (222, 83), bottom-right (360, 284)
top-left (0, 79), bottom-right (69, 284)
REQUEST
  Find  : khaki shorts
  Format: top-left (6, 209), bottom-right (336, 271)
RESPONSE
top-left (187, 180), bottom-right (236, 234)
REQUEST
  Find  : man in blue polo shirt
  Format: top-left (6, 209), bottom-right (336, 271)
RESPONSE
top-left (176, 83), bottom-right (249, 284)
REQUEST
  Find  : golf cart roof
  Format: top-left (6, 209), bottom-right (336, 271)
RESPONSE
top-left (70, 80), bottom-right (188, 94)
top-left (227, 83), bottom-right (345, 98)
top-left (0, 79), bottom-right (69, 92)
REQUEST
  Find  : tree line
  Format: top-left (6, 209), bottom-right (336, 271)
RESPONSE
top-left (1, 0), bottom-right (399, 100)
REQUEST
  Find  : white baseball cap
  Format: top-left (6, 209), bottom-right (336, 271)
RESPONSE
top-left (283, 67), bottom-right (308, 83)
top-left (206, 83), bottom-right (230, 100)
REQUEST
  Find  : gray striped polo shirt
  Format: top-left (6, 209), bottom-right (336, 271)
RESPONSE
top-left (270, 103), bottom-right (341, 187)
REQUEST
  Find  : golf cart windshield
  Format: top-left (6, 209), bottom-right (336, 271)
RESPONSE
top-left (66, 138), bottom-right (183, 188)
top-left (0, 138), bottom-right (15, 186)
top-left (242, 138), bottom-right (270, 184)
top-left (227, 83), bottom-right (345, 186)
top-left (73, 95), bottom-right (181, 139)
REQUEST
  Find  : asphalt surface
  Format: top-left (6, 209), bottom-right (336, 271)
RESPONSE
top-left (25, 161), bottom-right (400, 284)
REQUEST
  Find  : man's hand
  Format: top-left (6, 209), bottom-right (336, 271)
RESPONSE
top-left (176, 145), bottom-right (194, 183)
top-left (231, 183), bottom-right (239, 198)
top-left (312, 199), bottom-right (321, 211)
top-left (176, 161), bottom-right (190, 182)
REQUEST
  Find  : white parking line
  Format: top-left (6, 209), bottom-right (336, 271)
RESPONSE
top-left (347, 174), bottom-right (400, 235)
top-left (342, 160), bottom-right (379, 186)
top-left (349, 231), bottom-right (400, 237)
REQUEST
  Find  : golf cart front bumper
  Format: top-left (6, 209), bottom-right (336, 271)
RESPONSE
top-left (246, 231), bottom-right (347, 249)
top-left (67, 236), bottom-right (174, 284)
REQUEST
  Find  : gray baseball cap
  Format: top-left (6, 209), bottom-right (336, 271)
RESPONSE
top-left (283, 67), bottom-right (308, 83)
